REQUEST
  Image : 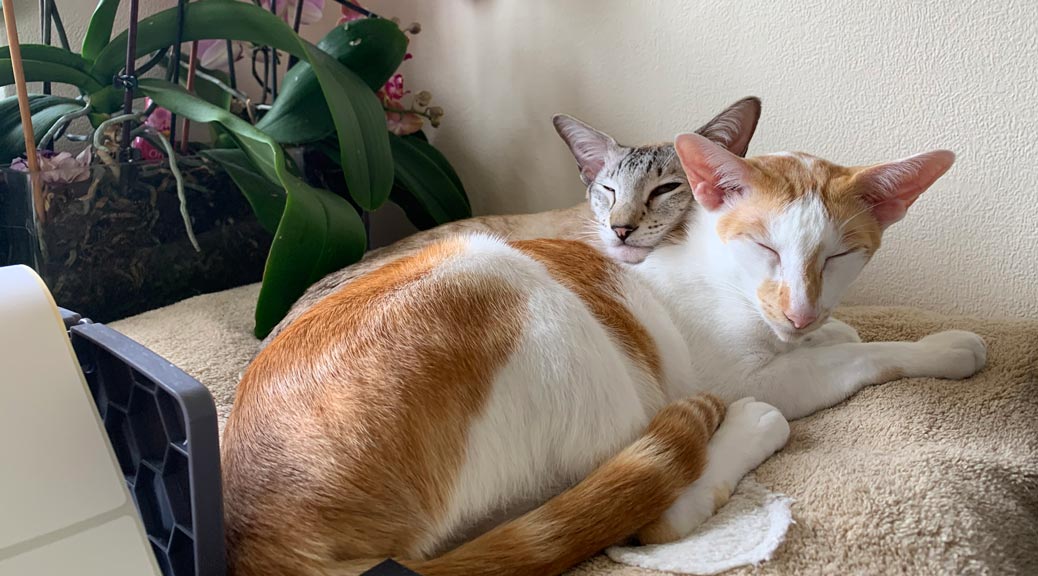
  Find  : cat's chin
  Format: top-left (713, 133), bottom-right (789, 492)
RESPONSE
top-left (606, 245), bottom-right (653, 264)
top-left (766, 319), bottom-right (825, 343)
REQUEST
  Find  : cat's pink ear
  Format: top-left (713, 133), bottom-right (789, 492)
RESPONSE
top-left (695, 96), bottom-right (761, 158)
top-left (674, 132), bottom-right (751, 211)
top-left (854, 150), bottom-right (955, 227)
top-left (553, 114), bottom-right (618, 185)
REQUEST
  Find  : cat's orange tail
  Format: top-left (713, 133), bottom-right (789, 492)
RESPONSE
top-left (396, 393), bottom-right (725, 576)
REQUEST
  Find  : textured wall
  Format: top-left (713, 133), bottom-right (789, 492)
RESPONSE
top-left (371, 0), bottom-right (1038, 319)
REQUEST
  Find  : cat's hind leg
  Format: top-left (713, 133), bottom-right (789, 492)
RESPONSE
top-left (636, 397), bottom-right (789, 544)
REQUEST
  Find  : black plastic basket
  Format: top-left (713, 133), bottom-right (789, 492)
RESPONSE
top-left (63, 308), bottom-right (417, 576)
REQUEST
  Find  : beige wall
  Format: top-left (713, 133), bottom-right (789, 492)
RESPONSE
top-left (369, 0), bottom-right (1038, 319)
top-left (9, 1), bottom-right (1037, 318)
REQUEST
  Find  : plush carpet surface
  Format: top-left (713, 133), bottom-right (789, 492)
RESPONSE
top-left (112, 283), bottom-right (1038, 575)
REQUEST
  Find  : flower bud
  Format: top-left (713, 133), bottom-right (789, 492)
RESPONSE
top-left (415, 90), bottom-right (432, 108)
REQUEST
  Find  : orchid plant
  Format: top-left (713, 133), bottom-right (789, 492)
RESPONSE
top-left (0, 0), bottom-right (470, 337)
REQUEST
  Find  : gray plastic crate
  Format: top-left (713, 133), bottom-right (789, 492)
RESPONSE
top-left (63, 309), bottom-right (419, 576)
top-left (65, 308), bottom-right (224, 576)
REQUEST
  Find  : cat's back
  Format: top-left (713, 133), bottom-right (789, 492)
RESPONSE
top-left (262, 203), bottom-right (594, 346)
top-left (223, 234), bottom-right (664, 574)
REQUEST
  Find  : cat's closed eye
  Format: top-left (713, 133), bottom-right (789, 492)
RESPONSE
top-left (756, 242), bottom-right (781, 262)
top-left (823, 249), bottom-right (858, 270)
top-left (647, 182), bottom-right (682, 204)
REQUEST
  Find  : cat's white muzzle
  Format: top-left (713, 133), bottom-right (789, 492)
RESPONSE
top-left (607, 244), bottom-right (653, 264)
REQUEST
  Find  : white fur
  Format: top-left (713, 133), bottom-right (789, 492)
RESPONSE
top-left (423, 161), bottom-right (986, 551)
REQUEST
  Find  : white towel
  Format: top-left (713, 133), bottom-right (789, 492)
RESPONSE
top-left (606, 476), bottom-right (793, 575)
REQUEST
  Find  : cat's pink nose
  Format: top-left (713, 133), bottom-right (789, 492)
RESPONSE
top-left (784, 310), bottom-right (818, 330)
top-left (612, 225), bottom-right (638, 241)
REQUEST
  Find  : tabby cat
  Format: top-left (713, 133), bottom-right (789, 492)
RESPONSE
top-left (261, 98), bottom-right (761, 345)
top-left (223, 130), bottom-right (985, 575)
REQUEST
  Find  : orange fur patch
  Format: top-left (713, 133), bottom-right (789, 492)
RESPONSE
top-left (740, 153), bottom-right (883, 254)
top-left (222, 238), bottom-right (526, 576)
top-left (757, 279), bottom-right (791, 325)
top-left (512, 239), bottom-right (664, 384)
top-left (410, 394), bottom-right (726, 575)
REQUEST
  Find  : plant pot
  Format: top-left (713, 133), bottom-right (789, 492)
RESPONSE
top-left (0, 155), bottom-right (271, 322)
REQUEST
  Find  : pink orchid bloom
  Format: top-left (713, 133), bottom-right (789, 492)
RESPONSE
top-left (131, 99), bottom-right (171, 161)
top-left (143, 99), bottom-right (172, 133)
top-left (376, 74), bottom-right (425, 135)
top-left (385, 110), bottom-right (424, 136)
top-left (338, 0), bottom-right (365, 23)
top-left (262, 0), bottom-right (325, 27)
top-left (189, 39), bottom-right (244, 71)
top-left (380, 73), bottom-right (407, 101)
top-left (11, 148), bottom-right (92, 184)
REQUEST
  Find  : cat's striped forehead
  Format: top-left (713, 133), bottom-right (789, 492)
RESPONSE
top-left (605, 144), bottom-right (683, 182)
top-left (720, 152), bottom-right (882, 253)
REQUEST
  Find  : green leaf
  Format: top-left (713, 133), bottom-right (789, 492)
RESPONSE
top-left (404, 134), bottom-right (469, 211)
top-left (256, 19), bottom-right (408, 144)
top-left (0, 95), bottom-right (82, 162)
top-left (81, 0), bottom-right (122, 63)
top-left (0, 45), bottom-right (92, 71)
top-left (139, 78), bottom-right (366, 338)
top-left (317, 19), bottom-right (409, 91)
top-left (0, 58), bottom-right (105, 93)
top-left (389, 132), bottom-right (471, 227)
top-left (93, 0), bottom-right (393, 212)
top-left (201, 148), bottom-right (286, 234)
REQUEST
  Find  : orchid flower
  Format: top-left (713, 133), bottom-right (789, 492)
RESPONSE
top-left (339, 0), bottom-right (365, 23)
top-left (131, 98), bottom-right (172, 161)
top-left (190, 39), bottom-right (245, 71)
top-left (11, 148), bottom-right (92, 184)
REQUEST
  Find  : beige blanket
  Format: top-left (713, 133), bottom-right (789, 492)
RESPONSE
top-left (112, 283), bottom-right (1038, 575)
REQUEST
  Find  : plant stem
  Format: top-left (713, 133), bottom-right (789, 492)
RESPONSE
top-left (120, 0), bottom-right (140, 153)
top-left (182, 41), bottom-right (199, 153)
top-left (225, 40), bottom-right (237, 89)
top-left (2, 0), bottom-right (45, 223)
top-left (169, 0), bottom-right (190, 146)
top-left (40, 0), bottom-right (52, 97)
top-left (136, 47), bottom-right (171, 78)
top-left (384, 106), bottom-right (437, 121)
top-left (47, 1), bottom-right (70, 51)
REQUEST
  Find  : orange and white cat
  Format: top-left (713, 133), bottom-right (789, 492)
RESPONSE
top-left (222, 134), bottom-right (985, 576)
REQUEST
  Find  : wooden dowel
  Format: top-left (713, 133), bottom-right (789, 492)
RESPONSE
top-left (2, 0), bottom-right (46, 223)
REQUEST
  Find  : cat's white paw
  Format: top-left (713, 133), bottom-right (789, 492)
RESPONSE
top-left (912, 330), bottom-right (987, 379)
top-left (649, 398), bottom-right (789, 540)
top-left (718, 397), bottom-right (790, 462)
top-left (802, 319), bottom-right (861, 347)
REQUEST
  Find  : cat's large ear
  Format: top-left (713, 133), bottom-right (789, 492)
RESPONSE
top-left (853, 150), bottom-right (955, 228)
top-left (674, 132), bottom-right (752, 211)
top-left (553, 114), bottom-right (618, 185)
top-left (695, 97), bottom-right (762, 158)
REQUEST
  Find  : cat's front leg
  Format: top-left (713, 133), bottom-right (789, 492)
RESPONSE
top-left (746, 330), bottom-right (986, 420)
top-left (637, 397), bottom-right (789, 544)
top-left (799, 318), bottom-right (861, 348)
